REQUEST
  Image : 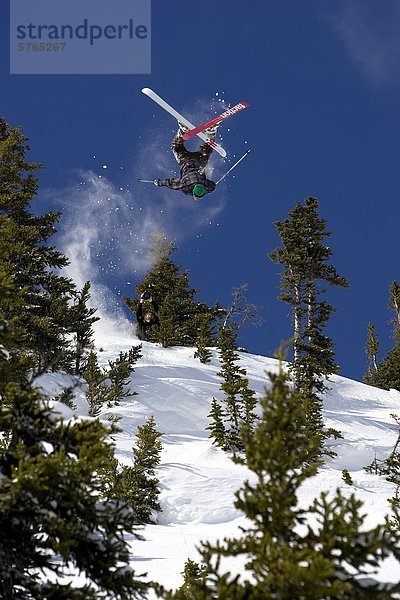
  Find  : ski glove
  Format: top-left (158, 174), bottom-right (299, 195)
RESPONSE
top-left (154, 179), bottom-right (161, 186)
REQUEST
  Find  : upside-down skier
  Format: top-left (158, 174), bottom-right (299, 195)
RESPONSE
top-left (153, 127), bottom-right (217, 201)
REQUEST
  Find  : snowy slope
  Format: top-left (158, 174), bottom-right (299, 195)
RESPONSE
top-left (41, 330), bottom-right (400, 591)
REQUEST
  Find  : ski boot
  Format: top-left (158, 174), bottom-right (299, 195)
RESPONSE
top-left (177, 122), bottom-right (189, 137)
top-left (204, 125), bottom-right (219, 140)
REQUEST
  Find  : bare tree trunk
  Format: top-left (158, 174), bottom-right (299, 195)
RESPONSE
top-left (306, 282), bottom-right (316, 347)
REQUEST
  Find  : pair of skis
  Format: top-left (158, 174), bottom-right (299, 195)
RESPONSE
top-left (141, 88), bottom-right (249, 159)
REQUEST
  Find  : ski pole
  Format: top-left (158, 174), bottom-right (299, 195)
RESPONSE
top-left (138, 179), bottom-right (155, 183)
top-left (215, 149), bottom-right (251, 185)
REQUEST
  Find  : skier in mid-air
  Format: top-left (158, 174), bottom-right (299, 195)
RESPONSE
top-left (153, 127), bottom-right (217, 201)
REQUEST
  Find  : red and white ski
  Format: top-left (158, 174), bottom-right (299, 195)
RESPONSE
top-left (182, 101), bottom-right (249, 141)
top-left (141, 88), bottom-right (227, 158)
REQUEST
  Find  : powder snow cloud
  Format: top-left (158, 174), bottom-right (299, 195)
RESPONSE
top-left (45, 141), bottom-right (226, 333)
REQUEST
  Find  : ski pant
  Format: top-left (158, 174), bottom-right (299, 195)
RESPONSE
top-left (171, 134), bottom-right (213, 169)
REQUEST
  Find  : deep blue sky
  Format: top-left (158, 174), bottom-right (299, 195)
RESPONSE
top-left (1, 1), bottom-right (399, 381)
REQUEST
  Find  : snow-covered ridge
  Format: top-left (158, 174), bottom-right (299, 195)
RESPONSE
top-left (37, 334), bottom-right (400, 590)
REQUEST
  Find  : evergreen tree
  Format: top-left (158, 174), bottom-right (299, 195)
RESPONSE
top-left (95, 436), bottom-right (121, 501)
top-left (54, 386), bottom-right (77, 410)
top-left (0, 283), bottom-right (146, 596)
top-left (194, 313), bottom-right (214, 364)
top-left (389, 280), bottom-right (400, 329)
top-left (0, 383), bottom-right (147, 598)
top-left (180, 559), bottom-right (207, 591)
top-left (177, 560), bottom-right (208, 599)
top-left (377, 345), bottom-right (400, 392)
top-left (368, 281), bottom-right (400, 391)
top-left (206, 397), bottom-right (227, 449)
top-left (105, 345), bottom-right (143, 407)
top-left (68, 281), bottom-right (99, 375)
top-left (269, 197), bottom-right (348, 455)
top-left (241, 384), bottom-right (259, 446)
top-left (364, 322), bottom-right (380, 384)
top-left (0, 118), bottom-right (80, 375)
top-left (114, 415), bottom-right (163, 524)
top-left (365, 413), bottom-right (400, 530)
top-left (341, 468), bottom-right (354, 486)
top-left (123, 234), bottom-right (217, 348)
top-left (0, 118), bottom-right (149, 598)
top-left (157, 558), bottom-right (208, 600)
top-left (184, 362), bottom-right (400, 599)
top-left (211, 324), bottom-right (257, 452)
top-left (84, 350), bottom-right (110, 417)
top-left (84, 346), bottom-right (142, 415)
top-left (0, 216), bottom-right (29, 389)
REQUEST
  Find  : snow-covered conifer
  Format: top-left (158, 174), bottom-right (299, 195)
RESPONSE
top-left (123, 233), bottom-right (217, 347)
top-left (115, 415), bottom-right (163, 524)
top-left (207, 397), bottom-right (227, 449)
top-left (194, 362), bottom-right (400, 598)
top-left (0, 385), bottom-right (147, 599)
top-left (364, 322), bottom-right (380, 384)
top-left (68, 281), bottom-right (99, 375)
top-left (368, 281), bottom-right (400, 391)
top-left (84, 350), bottom-right (109, 416)
top-left (106, 345), bottom-right (142, 406)
top-left (194, 313), bottom-right (214, 364)
top-left (269, 197), bottom-right (348, 457)
top-left (216, 324), bottom-right (257, 452)
top-left (0, 118), bottom-right (86, 375)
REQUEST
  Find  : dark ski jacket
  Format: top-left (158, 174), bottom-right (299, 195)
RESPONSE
top-left (136, 300), bottom-right (160, 341)
top-left (157, 169), bottom-right (216, 196)
top-left (157, 136), bottom-right (216, 196)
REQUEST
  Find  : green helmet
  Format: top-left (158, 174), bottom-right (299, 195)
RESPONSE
top-left (193, 183), bottom-right (206, 198)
